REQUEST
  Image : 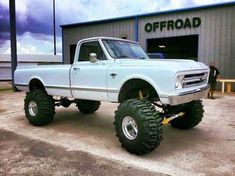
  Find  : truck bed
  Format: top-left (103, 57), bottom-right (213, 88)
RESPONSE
top-left (14, 64), bottom-right (72, 97)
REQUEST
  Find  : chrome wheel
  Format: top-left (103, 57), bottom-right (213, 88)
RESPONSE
top-left (28, 101), bottom-right (38, 116)
top-left (122, 116), bottom-right (138, 140)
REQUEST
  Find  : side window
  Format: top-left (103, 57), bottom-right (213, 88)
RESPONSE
top-left (78, 41), bottom-right (106, 62)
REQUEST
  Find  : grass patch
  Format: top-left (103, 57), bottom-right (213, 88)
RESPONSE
top-left (0, 81), bottom-right (13, 91)
top-left (0, 109), bottom-right (6, 113)
top-left (0, 88), bottom-right (13, 91)
top-left (0, 89), bottom-right (13, 95)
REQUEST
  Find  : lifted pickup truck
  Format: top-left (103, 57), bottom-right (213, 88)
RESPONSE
top-left (14, 37), bottom-right (209, 155)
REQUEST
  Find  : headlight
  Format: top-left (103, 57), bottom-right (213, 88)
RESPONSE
top-left (175, 75), bottom-right (184, 89)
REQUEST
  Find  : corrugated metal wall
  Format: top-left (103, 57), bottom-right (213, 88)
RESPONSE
top-left (63, 5), bottom-right (235, 79)
top-left (139, 6), bottom-right (235, 78)
top-left (0, 62), bottom-right (11, 80)
top-left (198, 6), bottom-right (235, 79)
top-left (63, 19), bottom-right (135, 63)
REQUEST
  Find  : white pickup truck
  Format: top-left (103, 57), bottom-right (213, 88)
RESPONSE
top-left (14, 37), bottom-right (209, 155)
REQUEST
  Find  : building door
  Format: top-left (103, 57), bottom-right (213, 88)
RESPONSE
top-left (147, 35), bottom-right (198, 60)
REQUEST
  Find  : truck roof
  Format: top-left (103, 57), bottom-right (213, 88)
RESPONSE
top-left (78, 37), bottom-right (138, 44)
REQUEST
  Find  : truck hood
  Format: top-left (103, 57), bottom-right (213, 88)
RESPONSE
top-left (117, 59), bottom-right (209, 72)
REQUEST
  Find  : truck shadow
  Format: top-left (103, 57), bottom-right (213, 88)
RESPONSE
top-left (148, 125), bottom-right (209, 158)
top-left (47, 105), bottom-right (209, 158)
top-left (48, 105), bottom-right (117, 145)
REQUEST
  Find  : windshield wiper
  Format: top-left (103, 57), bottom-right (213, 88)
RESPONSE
top-left (116, 55), bottom-right (129, 59)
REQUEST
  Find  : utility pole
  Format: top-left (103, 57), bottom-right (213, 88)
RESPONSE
top-left (9, 0), bottom-right (17, 91)
top-left (53, 0), bottom-right (56, 55)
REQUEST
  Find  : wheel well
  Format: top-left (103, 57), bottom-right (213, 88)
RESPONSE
top-left (118, 79), bottom-right (159, 103)
top-left (29, 79), bottom-right (45, 91)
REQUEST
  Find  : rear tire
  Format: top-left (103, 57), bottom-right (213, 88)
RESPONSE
top-left (76, 100), bottom-right (100, 114)
top-left (169, 100), bottom-right (204, 129)
top-left (24, 89), bottom-right (55, 126)
top-left (114, 99), bottom-right (163, 155)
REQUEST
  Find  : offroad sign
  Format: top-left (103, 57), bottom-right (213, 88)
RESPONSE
top-left (145, 17), bottom-right (201, 32)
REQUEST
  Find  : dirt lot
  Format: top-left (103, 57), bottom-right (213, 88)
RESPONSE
top-left (0, 90), bottom-right (235, 176)
top-left (0, 129), bottom-right (160, 176)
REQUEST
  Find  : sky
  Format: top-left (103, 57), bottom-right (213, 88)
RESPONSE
top-left (0, 0), bottom-right (234, 55)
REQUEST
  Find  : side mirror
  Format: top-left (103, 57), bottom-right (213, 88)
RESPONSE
top-left (89, 53), bottom-right (98, 63)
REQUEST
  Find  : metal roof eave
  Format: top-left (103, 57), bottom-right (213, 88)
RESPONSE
top-left (60, 1), bottom-right (235, 28)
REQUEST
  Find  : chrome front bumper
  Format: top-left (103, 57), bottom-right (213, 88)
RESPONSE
top-left (164, 86), bottom-right (209, 106)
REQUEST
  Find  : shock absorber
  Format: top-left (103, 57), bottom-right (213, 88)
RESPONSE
top-left (162, 112), bottom-right (185, 125)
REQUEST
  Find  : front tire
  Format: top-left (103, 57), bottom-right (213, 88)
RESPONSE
top-left (24, 89), bottom-right (55, 126)
top-left (114, 99), bottom-right (162, 155)
top-left (76, 100), bottom-right (100, 114)
top-left (169, 100), bottom-right (204, 129)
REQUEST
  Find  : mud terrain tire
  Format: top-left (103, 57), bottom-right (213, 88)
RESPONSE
top-left (114, 99), bottom-right (162, 155)
top-left (170, 100), bottom-right (204, 129)
top-left (24, 89), bottom-right (55, 126)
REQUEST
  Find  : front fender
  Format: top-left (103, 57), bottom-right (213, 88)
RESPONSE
top-left (118, 74), bottom-right (161, 97)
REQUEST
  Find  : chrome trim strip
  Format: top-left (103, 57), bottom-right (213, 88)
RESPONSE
top-left (108, 89), bottom-right (119, 93)
top-left (45, 85), bottom-right (70, 90)
top-left (71, 87), bottom-right (106, 92)
top-left (160, 85), bottom-right (209, 98)
top-left (168, 86), bottom-right (209, 105)
top-left (183, 77), bottom-right (207, 83)
top-left (183, 81), bottom-right (207, 88)
top-left (45, 85), bottom-right (119, 93)
top-left (15, 83), bottom-right (28, 87)
top-left (183, 75), bottom-right (208, 81)
top-left (71, 86), bottom-right (119, 93)
top-left (178, 85), bottom-right (210, 96)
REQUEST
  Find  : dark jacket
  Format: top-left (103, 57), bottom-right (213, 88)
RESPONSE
top-left (209, 66), bottom-right (220, 83)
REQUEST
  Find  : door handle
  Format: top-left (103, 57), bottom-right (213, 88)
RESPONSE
top-left (110, 73), bottom-right (117, 78)
top-left (73, 67), bottom-right (80, 71)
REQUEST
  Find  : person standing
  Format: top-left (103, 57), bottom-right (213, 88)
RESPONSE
top-left (208, 62), bottom-right (220, 99)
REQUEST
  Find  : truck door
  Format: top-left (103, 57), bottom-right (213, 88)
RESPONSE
top-left (70, 40), bottom-right (108, 101)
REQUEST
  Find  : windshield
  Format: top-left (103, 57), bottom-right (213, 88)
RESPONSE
top-left (102, 39), bottom-right (148, 59)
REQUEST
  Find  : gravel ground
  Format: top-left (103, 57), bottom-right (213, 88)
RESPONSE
top-left (0, 129), bottom-right (162, 176)
top-left (0, 89), bottom-right (235, 176)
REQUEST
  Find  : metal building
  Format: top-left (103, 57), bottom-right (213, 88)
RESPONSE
top-left (0, 54), bottom-right (62, 80)
top-left (61, 2), bottom-right (235, 80)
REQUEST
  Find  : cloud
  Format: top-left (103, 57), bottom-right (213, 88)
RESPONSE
top-left (0, 0), bottom-right (234, 55)
top-left (0, 32), bottom-right (62, 54)
top-left (58, 0), bottom-right (235, 22)
top-left (15, 0), bottom-right (53, 36)
top-left (0, 3), bottom-right (10, 43)
top-left (63, 0), bottom-right (162, 22)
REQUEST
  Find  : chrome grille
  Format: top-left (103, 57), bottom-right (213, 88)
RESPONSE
top-left (182, 72), bottom-right (208, 88)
